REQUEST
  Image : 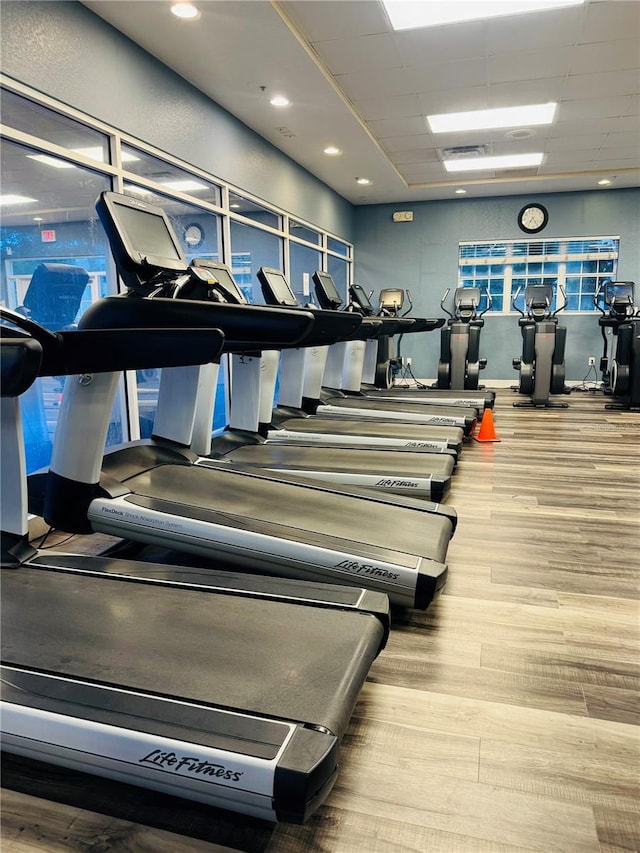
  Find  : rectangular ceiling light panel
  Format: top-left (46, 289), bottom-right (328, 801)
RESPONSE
top-left (428, 103), bottom-right (557, 133)
top-left (444, 153), bottom-right (544, 172)
top-left (383, 0), bottom-right (585, 30)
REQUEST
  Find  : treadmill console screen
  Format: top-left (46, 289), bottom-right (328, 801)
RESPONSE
top-left (312, 270), bottom-right (343, 310)
top-left (110, 200), bottom-right (183, 263)
top-left (349, 284), bottom-right (374, 315)
top-left (96, 191), bottom-right (189, 292)
top-left (257, 267), bottom-right (299, 307)
top-left (191, 259), bottom-right (247, 304)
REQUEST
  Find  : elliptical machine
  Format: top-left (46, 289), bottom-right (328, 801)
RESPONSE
top-left (594, 280), bottom-right (640, 411)
top-left (436, 287), bottom-right (490, 390)
top-left (512, 283), bottom-right (570, 408)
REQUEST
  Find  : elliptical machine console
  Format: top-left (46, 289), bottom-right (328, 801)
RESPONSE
top-left (594, 280), bottom-right (639, 411)
top-left (436, 286), bottom-right (490, 391)
top-left (512, 283), bottom-right (570, 408)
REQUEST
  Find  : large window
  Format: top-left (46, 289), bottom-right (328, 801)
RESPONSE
top-left (458, 237), bottom-right (620, 313)
top-left (1, 78), bottom-right (353, 469)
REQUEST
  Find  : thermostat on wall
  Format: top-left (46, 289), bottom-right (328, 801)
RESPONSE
top-left (392, 211), bottom-right (414, 222)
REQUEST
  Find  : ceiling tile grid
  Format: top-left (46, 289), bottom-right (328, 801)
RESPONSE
top-left (78, 0), bottom-right (639, 203)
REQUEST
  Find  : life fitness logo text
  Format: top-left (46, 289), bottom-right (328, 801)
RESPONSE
top-left (139, 749), bottom-right (244, 783)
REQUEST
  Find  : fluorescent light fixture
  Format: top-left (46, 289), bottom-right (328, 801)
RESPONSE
top-left (455, 189), bottom-right (467, 194)
top-left (355, 177), bottom-right (372, 185)
top-left (270, 95), bottom-right (290, 107)
top-left (230, 203), bottom-right (241, 209)
top-left (0, 194), bottom-right (38, 205)
top-left (383, 0), bottom-right (585, 30)
top-left (171, 3), bottom-right (200, 20)
top-left (444, 153), bottom-right (544, 172)
top-left (597, 178), bottom-right (612, 186)
top-left (158, 179), bottom-right (208, 192)
top-left (428, 103), bottom-right (556, 134)
top-left (33, 216), bottom-right (44, 222)
top-left (324, 146), bottom-right (342, 156)
top-left (27, 154), bottom-right (76, 169)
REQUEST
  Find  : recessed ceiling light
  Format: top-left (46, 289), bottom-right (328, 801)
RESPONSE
top-left (324, 146), bottom-right (342, 156)
top-left (383, 0), bottom-right (585, 31)
top-left (0, 194), bottom-right (38, 206)
top-left (455, 189), bottom-right (467, 194)
top-left (27, 154), bottom-right (76, 169)
top-left (428, 103), bottom-right (557, 134)
top-left (355, 177), bottom-right (372, 185)
top-left (597, 178), bottom-right (612, 186)
top-left (444, 153), bottom-right (544, 172)
top-left (270, 95), bottom-right (290, 108)
top-left (33, 216), bottom-right (44, 222)
top-left (170, 3), bottom-right (200, 20)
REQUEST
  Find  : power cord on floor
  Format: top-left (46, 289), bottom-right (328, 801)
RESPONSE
top-left (572, 364), bottom-right (603, 393)
top-left (391, 363), bottom-right (429, 389)
top-left (31, 525), bottom-right (77, 549)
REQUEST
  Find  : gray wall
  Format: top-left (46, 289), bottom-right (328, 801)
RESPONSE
top-left (354, 188), bottom-right (640, 381)
top-left (0, 0), bottom-right (354, 240)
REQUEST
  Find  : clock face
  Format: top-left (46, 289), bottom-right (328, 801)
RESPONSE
top-left (184, 223), bottom-right (204, 248)
top-left (518, 203), bottom-right (548, 234)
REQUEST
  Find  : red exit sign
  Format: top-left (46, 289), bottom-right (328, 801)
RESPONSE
top-left (40, 229), bottom-right (56, 243)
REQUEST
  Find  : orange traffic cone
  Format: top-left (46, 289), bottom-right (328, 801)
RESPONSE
top-left (474, 407), bottom-right (500, 442)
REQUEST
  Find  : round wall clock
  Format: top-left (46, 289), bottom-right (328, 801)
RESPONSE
top-left (517, 203), bottom-right (549, 234)
top-left (184, 222), bottom-right (204, 248)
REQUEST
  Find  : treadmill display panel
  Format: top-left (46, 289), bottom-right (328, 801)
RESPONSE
top-left (191, 259), bottom-right (247, 304)
top-left (112, 201), bottom-right (183, 263)
top-left (312, 270), bottom-right (342, 310)
top-left (349, 284), bottom-right (374, 314)
top-left (258, 267), bottom-right (299, 307)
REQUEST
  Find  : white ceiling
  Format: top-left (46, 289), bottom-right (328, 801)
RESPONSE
top-left (83, 0), bottom-right (640, 204)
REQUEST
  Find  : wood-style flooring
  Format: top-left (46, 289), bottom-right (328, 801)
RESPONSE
top-left (2, 388), bottom-right (639, 852)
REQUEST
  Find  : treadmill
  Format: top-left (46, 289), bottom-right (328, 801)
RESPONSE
top-left (260, 265), bottom-right (477, 434)
top-left (41, 190), bottom-right (455, 609)
top-left (346, 280), bottom-right (495, 412)
top-left (251, 267), bottom-right (466, 457)
top-left (179, 259), bottom-right (455, 502)
top-left (1, 313), bottom-right (389, 824)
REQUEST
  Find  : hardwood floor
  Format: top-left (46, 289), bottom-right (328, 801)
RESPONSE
top-left (2, 389), bottom-right (639, 852)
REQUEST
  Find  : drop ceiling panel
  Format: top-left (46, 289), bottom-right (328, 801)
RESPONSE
top-left (579, 0), bottom-right (640, 44)
top-left (393, 21), bottom-right (487, 65)
top-left (485, 5), bottom-right (584, 52)
top-left (563, 70), bottom-right (640, 100)
top-left (569, 38), bottom-right (640, 74)
top-left (311, 33), bottom-right (402, 75)
top-left (418, 87), bottom-right (490, 115)
top-left (488, 48), bottom-right (572, 84)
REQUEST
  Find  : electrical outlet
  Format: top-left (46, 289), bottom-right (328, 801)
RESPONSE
top-left (588, 356), bottom-right (596, 366)
top-left (406, 357), bottom-right (412, 366)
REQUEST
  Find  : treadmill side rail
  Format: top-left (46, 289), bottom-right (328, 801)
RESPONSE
top-left (2, 672), bottom-right (339, 823)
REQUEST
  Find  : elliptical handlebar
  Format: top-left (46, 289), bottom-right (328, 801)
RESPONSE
top-left (553, 284), bottom-right (567, 317)
top-left (593, 281), bottom-right (607, 317)
top-left (478, 288), bottom-right (492, 318)
top-left (440, 288), bottom-right (454, 319)
top-left (511, 285), bottom-right (525, 318)
top-left (402, 289), bottom-right (414, 317)
top-left (0, 306), bottom-right (62, 346)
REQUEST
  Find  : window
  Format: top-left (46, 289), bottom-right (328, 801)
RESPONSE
top-left (1, 80), bottom-right (353, 468)
top-left (0, 140), bottom-right (121, 472)
top-left (458, 237), bottom-right (620, 313)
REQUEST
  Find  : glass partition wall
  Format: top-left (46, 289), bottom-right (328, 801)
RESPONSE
top-left (0, 78), bottom-right (353, 471)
